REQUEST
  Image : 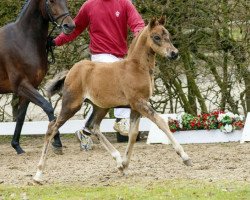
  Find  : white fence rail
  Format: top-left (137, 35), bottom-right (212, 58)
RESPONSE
top-left (0, 118), bottom-right (151, 136)
top-left (1, 114), bottom-right (249, 144)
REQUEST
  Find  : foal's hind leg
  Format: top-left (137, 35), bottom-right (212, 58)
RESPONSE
top-left (131, 99), bottom-right (192, 166)
top-left (34, 91), bottom-right (83, 182)
top-left (121, 110), bottom-right (141, 171)
top-left (87, 105), bottom-right (123, 171)
top-left (17, 81), bottom-right (63, 154)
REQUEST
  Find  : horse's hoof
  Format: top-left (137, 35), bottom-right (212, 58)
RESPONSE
top-left (16, 147), bottom-right (25, 155)
top-left (183, 159), bottom-right (192, 166)
top-left (11, 143), bottom-right (25, 154)
top-left (52, 145), bottom-right (63, 155)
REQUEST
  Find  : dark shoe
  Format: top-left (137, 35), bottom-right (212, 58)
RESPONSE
top-left (116, 132), bottom-right (141, 143)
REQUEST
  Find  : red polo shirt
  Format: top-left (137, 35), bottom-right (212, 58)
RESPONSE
top-left (54, 0), bottom-right (145, 58)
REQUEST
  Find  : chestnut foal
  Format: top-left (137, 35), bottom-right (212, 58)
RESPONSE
top-left (34, 17), bottom-right (191, 182)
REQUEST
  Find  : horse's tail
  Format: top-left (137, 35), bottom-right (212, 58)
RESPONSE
top-left (46, 70), bottom-right (69, 97)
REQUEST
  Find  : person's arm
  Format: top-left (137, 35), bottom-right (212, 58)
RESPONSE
top-left (54, 3), bottom-right (90, 46)
top-left (126, 1), bottom-right (145, 37)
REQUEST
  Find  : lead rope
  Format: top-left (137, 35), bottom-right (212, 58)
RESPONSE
top-left (46, 25), bottom-right (57, 64)
top-left (45, 0), bottom-right (70, 64)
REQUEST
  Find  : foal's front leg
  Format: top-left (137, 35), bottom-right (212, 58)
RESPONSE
top-left (132, 99), bottom-right (192, 166)
top-left (122, 110), bottom-right (141, 171)
top-left (33, 120), bottom-right (60, 182)
top-left (34, 89), bottom-right (83, 183)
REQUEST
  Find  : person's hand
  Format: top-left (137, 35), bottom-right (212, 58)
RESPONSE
top-left (47, 36), bottom-right (55, 48)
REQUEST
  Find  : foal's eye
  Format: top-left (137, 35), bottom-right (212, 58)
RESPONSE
top-left (154, 35), bottom-right (161, 41)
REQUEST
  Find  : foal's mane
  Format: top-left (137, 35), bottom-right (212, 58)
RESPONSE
top-left (16, 0), bottom-right (31, 21)
top-left (127, 25), bottom-right (148, 56)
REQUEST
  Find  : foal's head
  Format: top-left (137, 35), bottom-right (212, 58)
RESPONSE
top-left (45, 0), bottom-right (75, 34)
top-left (147, 17), bottom-right (178, 60)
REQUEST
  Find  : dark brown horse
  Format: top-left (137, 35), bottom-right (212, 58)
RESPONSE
top-left (0, 0), bottom-right (75, 154)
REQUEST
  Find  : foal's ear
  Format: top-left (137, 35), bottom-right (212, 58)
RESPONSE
top-left (149, 17), bottom-right (157, 29)
top-left (158, 16), bottom-right (166, 25)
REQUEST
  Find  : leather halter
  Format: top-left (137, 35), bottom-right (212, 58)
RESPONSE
top-left (45, 0), bottom-right (71, 64)
top-left (45, 0), bottom-right (70, 29)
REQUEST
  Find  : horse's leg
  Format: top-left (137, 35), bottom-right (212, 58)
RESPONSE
top-left (87, 105), bottom-right (123, 171)
top-left (17, 81), bottom-right (62, 154)
top-left (11, 97), bottom-right (30, 154)
top-left (121, 109), bottom-right (141, 171)
top-left (34, 89), bottom-right (83, 182)
top-left (131, 99), bottom-right (192, 166)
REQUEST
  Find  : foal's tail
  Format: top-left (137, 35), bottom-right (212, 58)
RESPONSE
top-left (45, 70), bottom-right (69, 97)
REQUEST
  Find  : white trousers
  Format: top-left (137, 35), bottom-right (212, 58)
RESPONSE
top-left (90, 54), bottom-right (131, 119)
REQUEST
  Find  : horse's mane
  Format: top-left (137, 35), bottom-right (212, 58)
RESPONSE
top-left (16, 0), bottom-right (31, 21)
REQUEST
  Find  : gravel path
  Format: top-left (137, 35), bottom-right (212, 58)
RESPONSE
top-left (0, 134), bottom-right (250, 186)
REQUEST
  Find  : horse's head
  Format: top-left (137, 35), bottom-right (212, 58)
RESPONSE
top-left (147, 17), bottom-right (178, 60)
top-left (45, 0), bottom-right (75, 34)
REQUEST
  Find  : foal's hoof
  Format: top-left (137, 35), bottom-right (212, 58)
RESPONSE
top-left (117, 167), bottom-right (127, 176)
top-left (117, 164), bottom-right (124, 172)
top-left (52, 145), bottom-right (63, 155)
top-left (33, 173), bottom-right (43, 185)
top-left (33, 177), bottom-right (43, 185)
top-left (117, 163), bottom-right (126, 174)
top-left (183, 159), bottom-right (192, 166)
top-left (117, 161), bottom-right (129, 175)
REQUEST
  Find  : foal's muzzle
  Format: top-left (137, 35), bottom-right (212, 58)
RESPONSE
top-left (168, 51), bottom-right (179, 60)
